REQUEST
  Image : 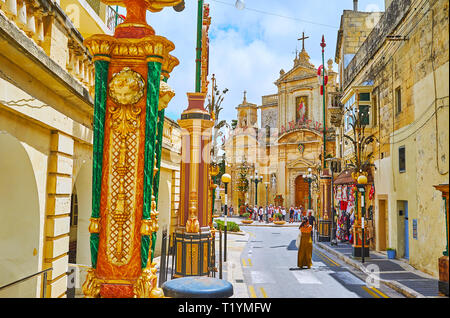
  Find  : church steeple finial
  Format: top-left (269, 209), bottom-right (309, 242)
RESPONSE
top-left (298, 32), bottom-right (309, 52)
top-left (243, 90), bottom-right (247, 103)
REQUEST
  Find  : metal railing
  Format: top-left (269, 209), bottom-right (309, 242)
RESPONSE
top-left (158, 228), bottom-right (222, 286)
top-left (106, 6), bottom-right (125, 32)
top-left (0, 268), bottom-right (53, 298)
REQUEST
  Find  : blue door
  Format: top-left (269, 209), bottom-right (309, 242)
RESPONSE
top-left (404, 202), bottom-right (409, 259)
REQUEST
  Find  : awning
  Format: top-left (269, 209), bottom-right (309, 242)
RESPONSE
top-left (333, 169), bottom-right (373, 185)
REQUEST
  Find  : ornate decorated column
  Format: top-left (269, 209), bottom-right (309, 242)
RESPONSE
top-left (175, 93), bottom-right (214, 277)
top-left (173, 1), bottom-right (215, 277)
top-left (82, 0), bottom-right (181, 298)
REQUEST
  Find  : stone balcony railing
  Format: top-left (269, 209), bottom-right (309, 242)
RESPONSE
top-left (261, 94), bottom-right (278, 107)
top-left (0, 0), bottom-right (95, 97)
top-left (328, 91), bottom-right (343, 128)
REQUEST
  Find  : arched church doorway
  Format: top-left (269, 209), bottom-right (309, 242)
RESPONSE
top-left (295, 175), bottom-right (309, 210)
top-left (0, 133), bottom-right (40, 297)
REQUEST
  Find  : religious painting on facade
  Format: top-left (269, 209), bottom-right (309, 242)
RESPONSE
top-left (296, 96), bottom-right (308, 123)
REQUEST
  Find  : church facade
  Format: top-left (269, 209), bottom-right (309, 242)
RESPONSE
top-left (225, 42), bottom-right (339, 214)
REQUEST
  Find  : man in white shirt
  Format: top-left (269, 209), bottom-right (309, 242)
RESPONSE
top-left (281, 207), bottom-right (286, 221)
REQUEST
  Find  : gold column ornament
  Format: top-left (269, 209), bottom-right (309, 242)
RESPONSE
top-left (82, 0), bottom-right (181, 298)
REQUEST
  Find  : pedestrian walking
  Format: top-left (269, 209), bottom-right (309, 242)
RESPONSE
top-left (289, 206), bottom-right (294, 223)
top-left (281, 206), bottom-right (286, 221)
top-left (297, 217), bottom-right (313, 269)
top-left (307, 210), bottom-right (316, 241)
top-left (258, 206), bottom-right (263, 222)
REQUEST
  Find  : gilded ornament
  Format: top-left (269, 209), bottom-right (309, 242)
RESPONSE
top-left (159, 77), bottom-right (175, 111)
top-left (185, 191), bottom-right (200, 233)
top-left (82, 269), bottom-right (101, 298)
top-left (133, 262), bottom-right (164, 298)
top-left (109, 67), bottom-right (145, 106)
top-left (88, 218), bottom-right (101, 233)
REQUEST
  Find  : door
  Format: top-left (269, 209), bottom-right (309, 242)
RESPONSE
top-left (295, 175), bottom-right (309, 209)
top-left (404, 201), bottom-right (409, 259)
top-left (378, 199), bottom-right (387, 251)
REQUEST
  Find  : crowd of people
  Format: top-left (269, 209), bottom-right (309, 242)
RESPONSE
top-left (226, 204), bottom-right (316, 228)
top-left (224, 203), bottom-right (317, 270)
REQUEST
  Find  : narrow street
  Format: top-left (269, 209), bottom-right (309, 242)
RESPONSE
top-left (238, 226), bottom-right (404, 298)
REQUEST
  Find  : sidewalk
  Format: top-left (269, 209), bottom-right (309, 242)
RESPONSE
top-left (316, 241), bottom-right (445, 298)
top-left (153, 228), bottom-right (251, 298)
top-left (214, 216), bottom-right (300, 228)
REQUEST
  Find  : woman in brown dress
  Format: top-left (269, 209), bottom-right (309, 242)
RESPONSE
top-left (297, 217), bottom-right (313, 269)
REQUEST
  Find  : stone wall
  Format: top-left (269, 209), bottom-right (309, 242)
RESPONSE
top-left (338, 0), bottom-right (449, 277)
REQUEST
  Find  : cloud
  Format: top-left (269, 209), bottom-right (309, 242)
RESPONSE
top-left (142, 0), bottom-right (385, 125)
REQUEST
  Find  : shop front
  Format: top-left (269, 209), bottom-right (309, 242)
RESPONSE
top-left (333, 169), bottom-right (376, 252)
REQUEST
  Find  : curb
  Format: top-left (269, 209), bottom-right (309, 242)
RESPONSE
top-left (316, 242), bottom-right (427, 298)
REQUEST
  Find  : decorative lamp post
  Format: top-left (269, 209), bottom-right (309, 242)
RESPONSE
top-left (250, 170), bottom-right (263, 207)
top-left (342, 89), bottom-right (379, 259)
top-left (302, 168), bottom-right (318, 210)
top-left (356, 174), bottom-right (368, 263)
top-left (221, 173), bottom-right (231, 262)
top-left (320, 35), bottom-right (327, 169)
top-left (264, 181), bottom-right (270, 223)
top-left (173, 0), bottom-right (215, 278)
top-left (264, 181), bottom-right (269, 207)
top-left (326, 157), bottom-right (340, 246)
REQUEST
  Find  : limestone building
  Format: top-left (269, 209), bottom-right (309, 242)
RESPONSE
top-left (333, 0), bottom-right (449, 277)
top-left (225, 42), bottom-right (339, 214)
top-left (0, 0), bottom-right (181, 298)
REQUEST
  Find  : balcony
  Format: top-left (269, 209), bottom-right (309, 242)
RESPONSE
top-left (328, 91), bottom-right (343, 128)
top-left (261, 94), bottom-right (278, 108)
top-left (59, 0), bottom-right (122, 37)
top-left (0, 0), bottom-right (98, 98)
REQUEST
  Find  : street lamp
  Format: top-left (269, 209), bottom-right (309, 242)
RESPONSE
top-left (250, 170), bottom-right (263, 207)
top-left (302, 168), bottom-right (318, 210)
top-left (357, 174), bottom-right (368, 263)
top-left (326, 157), bottom-right (340, 246)
top-left (221, 173), bottom-right (231, 262)
top-left (264, 181), bottom-right (270, 223)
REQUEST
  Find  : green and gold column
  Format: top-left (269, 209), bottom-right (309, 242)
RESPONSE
top-left (82, 0), bottom-right (181, 298)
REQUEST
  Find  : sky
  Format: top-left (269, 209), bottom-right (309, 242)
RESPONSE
top-left (139, 0), bottom-right (386, 124)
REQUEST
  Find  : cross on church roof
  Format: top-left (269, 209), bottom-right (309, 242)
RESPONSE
top-left (298, 32), bottom-right (309, 51)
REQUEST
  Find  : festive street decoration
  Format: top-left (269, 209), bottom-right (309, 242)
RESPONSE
top-left (82, 0), bottom-right (181, 298)
top-left (174, 0), bottom-right (215, 278)
top-left (317, 65), bottom-right (328, 96)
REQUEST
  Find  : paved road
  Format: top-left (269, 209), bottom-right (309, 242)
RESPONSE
top-left (238, 225), bottom-right (405, 298)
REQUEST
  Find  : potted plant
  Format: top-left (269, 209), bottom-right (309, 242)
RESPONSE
top-left (241, 212), bottom-right (253, 224)
top-left (387, 248), bottom-right (396, 259)
top-left (273, 213), bottom-right (285, 225)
